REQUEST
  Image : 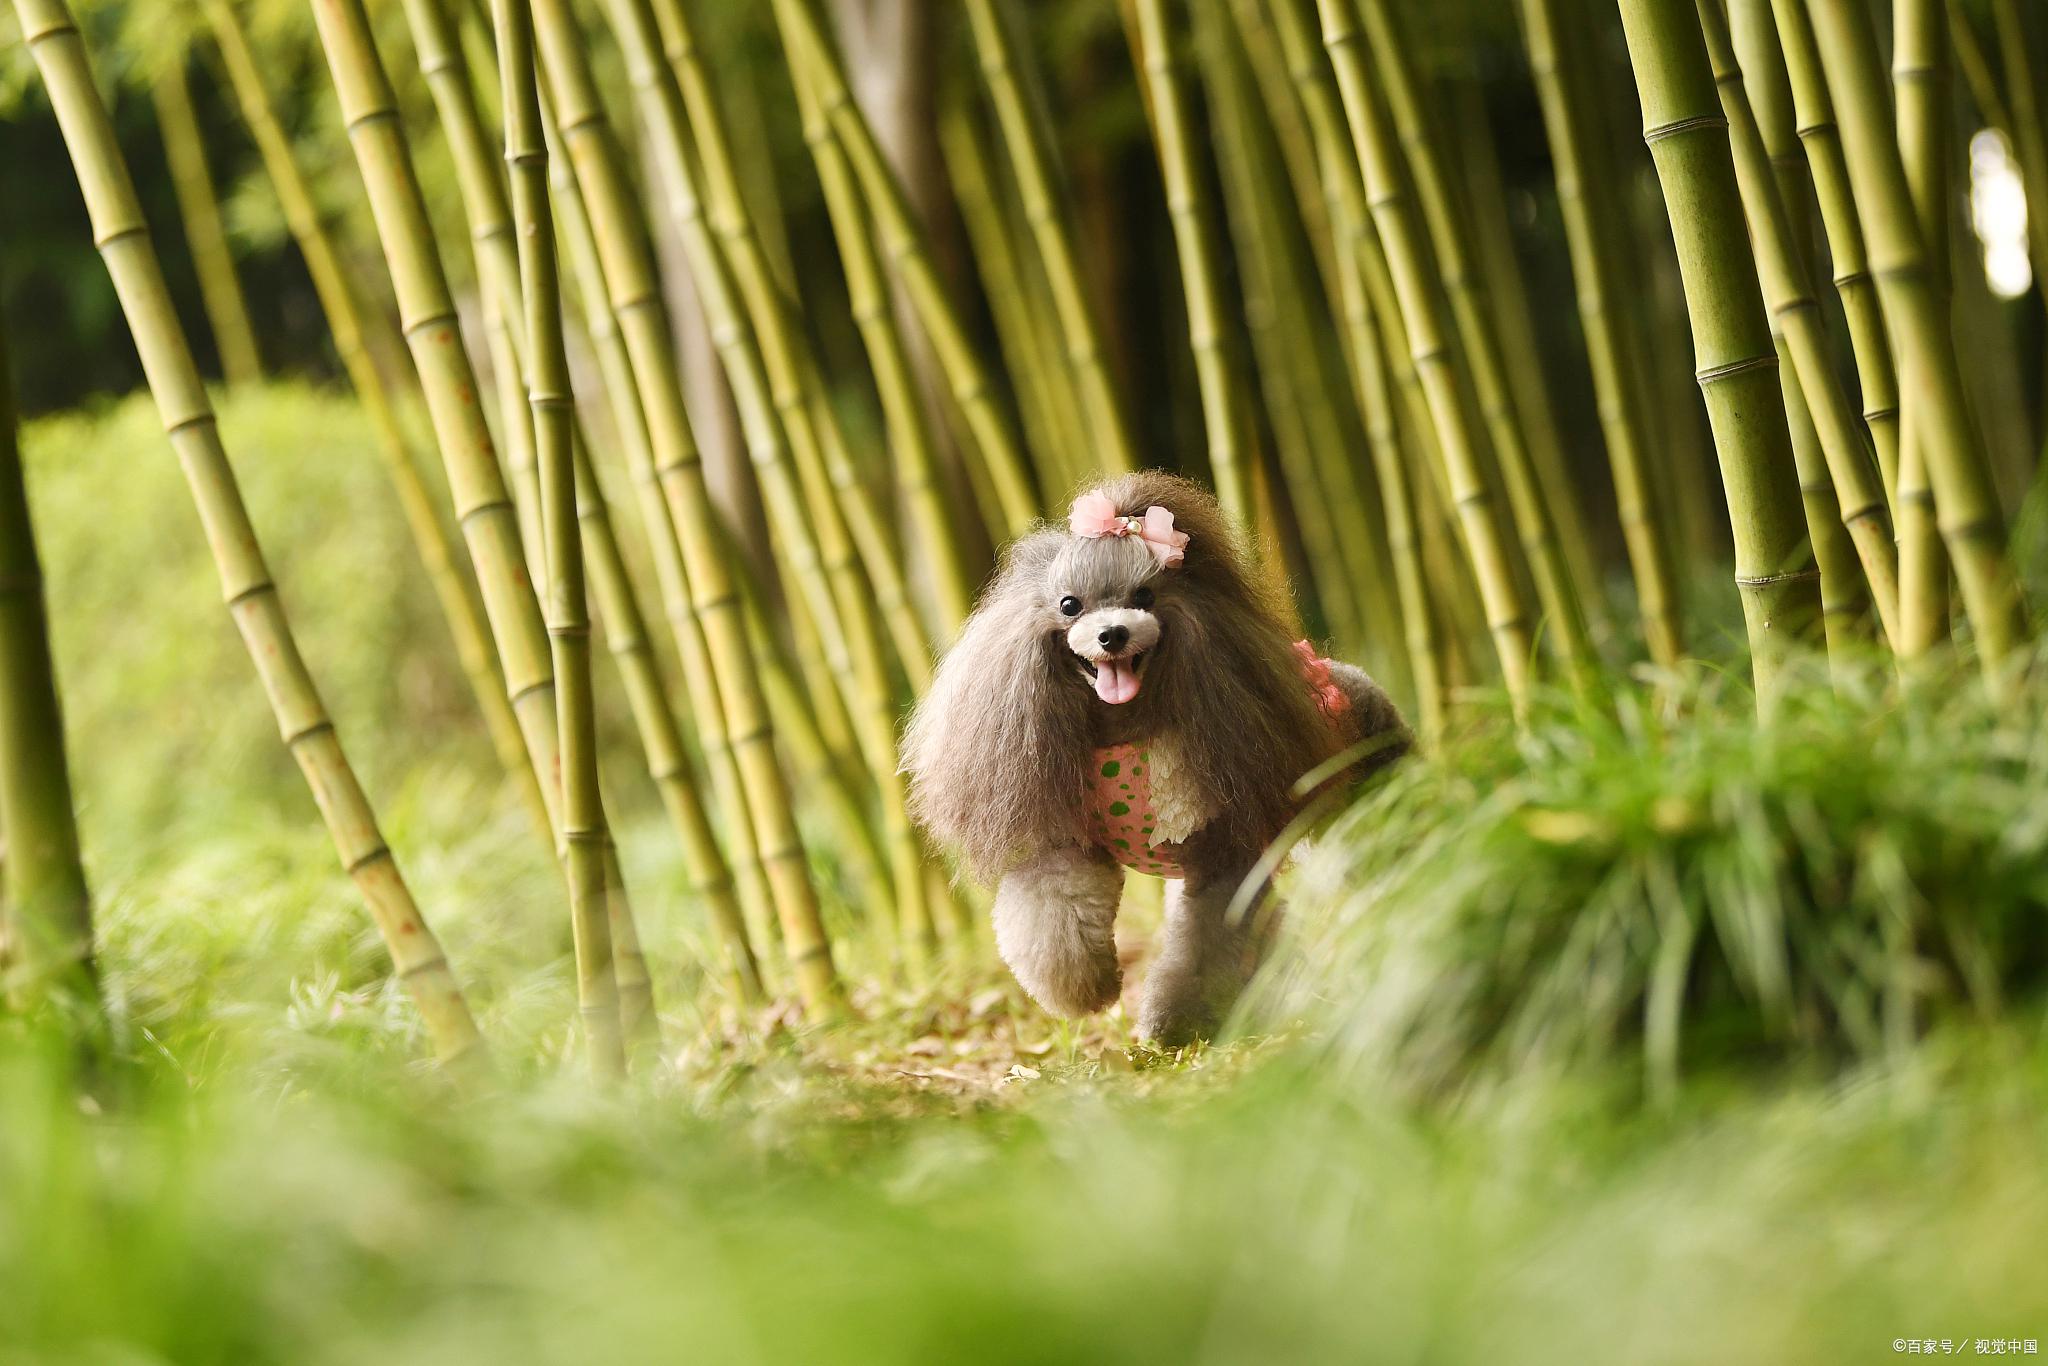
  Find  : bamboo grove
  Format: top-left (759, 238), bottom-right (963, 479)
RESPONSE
top-left (2, 0), bottom-right (2043, 1071)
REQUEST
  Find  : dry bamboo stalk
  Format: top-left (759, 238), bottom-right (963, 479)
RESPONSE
top-left (1796, 0), bottom-right (2029, 688)
top-left (532, 0), bottom-right (840, 1013)
top-left (18, 0), bottom-right (482, 1065)
top-left (773, 0), bottom-right (1040, 537)
top-left (965, 0), bottom-right (1138, 477)
top-left (201, 0), bottom-right (551, 842)
top-left (149, 56), bottom-right (263, 388)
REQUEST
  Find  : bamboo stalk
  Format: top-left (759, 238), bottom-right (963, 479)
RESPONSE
top-left (1316, 0), bottom-right (1537, 710)
top-left (1129, 0), bottom-right (1256, 526)
top-left (149, 56), bottom-right (263, 388)
top-left (438, 0), bottom-right (750, 1040)
top-left (17, 0), bottom-right (481, 1065)
top-left (1263, 0), bottom-right (1457, 709)
top-left (592, 0), bottom-right (932, 967)
top-left (966, 0), bottom-right (1138, 478)
top-left (307, 0), bottom-right (637, 1061)
top-left (937, 105), bottom-right (1082, 500)
top-left (548, 107), bottom-right (771, 1000)
top-left (800, 46), bottom-right (971, 637)
top-left (1796, 0), bottom-right (2029, 687)
top-left (652, 0), bottom-right (934, 691)
top-left (1516, 0), bottom-right (1686, 669)
top-left (1203, 5), bottom-right (1357, 640)
top-left (1614, 0), bottom-right (1822, 701)
top-left (773, 0), bottom-right (1040, 538)
top-left (1891, 0), bottom-right (1952, 656)
top-left (1765, 0), bottom-right (1901, 510)
top-left (1351, 0), bottom-right (1595, 682)
top-left (532, 0), bottom-right (840, 1014)
top-left (201, 0), bottom-right (550, 842)
top-left (493, 0), bottom-right (623, 1074)
top-left (1705, 0), bottom-right (1898, 648)
top-left (0, 308), bottom-right (98, 1020)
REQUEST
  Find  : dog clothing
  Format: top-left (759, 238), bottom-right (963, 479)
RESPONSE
top-left (1087, 642), bottom-right (1351, 877)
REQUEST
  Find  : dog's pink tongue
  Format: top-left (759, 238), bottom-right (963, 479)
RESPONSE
top-left (1094, 658), bottom-right (1141, 704)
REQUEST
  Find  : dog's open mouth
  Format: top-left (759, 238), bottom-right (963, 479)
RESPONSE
top-left (1077, 650), bottom-right (1148, 705)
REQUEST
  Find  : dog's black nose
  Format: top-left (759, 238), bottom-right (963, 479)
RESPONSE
top-left (1098, 624), bottom-right (1131, 653)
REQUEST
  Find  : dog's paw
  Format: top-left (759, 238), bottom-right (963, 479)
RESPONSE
top-left (1016, 949), bottom-right (1123, 1019)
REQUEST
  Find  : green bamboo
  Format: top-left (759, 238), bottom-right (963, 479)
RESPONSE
top-left (1317, 0), bottom-right (1537, 709)
top-left (1352, 0), bottom-right (1595, 682)
top-left (772, 0), bottom-right (1040, 538)
top-left (1707, 0), bottom-right (1898, 649)
top-left (17, 0), bottom-right (481, 1065)
top-left (149, 56), bottom-right (263, 388)
top-left (532, 0), bottom-right (840, 1014)
top-left (1203, 5), bottom-right (1359, 641)
top-left (1517, 0), bottom-right (1685, 669)
top-left (0, 308), bottom-right (97, 1020)
top-left (938, 105), bottom-right (1086, 502)
top-left (592, 0), bottom-right (932, 966)
top-left (799, 48), bottom-right (971, 637)
top-left (493, 0), bottom-right (622, 1074)
top-left (653, 0), bottom-right (935, 691)
top-left (1890, 0), bottom-right (1952, 656)
top-left (201, 0), bottom-right (550, 842)
top-left (1614, 0), bottom-right (1822, 700)
top-left (428, 0), bottom-right (755, 1039)
top-left (308, 0), bottom-right (636, 1059)
top-left (1796, 0), bottom-right (2028, 687)
top-left (1263, 0), bottom-right (1457, 707)
top-left (965, 0), bottom-right (1139, 478)
top-left (1764, 0), bottom-right (1901, 512)
top-left (1129, 0), bottom-right (1256, 526)
top-left (548, 108), bottom-right (771, 1000)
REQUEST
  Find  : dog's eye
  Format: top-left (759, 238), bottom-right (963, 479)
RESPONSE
top-left (1058, 595), bottom-right (1083, 617)
top-left (1131, 586), bottom-right (1155, 610)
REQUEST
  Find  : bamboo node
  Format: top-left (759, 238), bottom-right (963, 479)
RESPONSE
top-left (92, 223), bottom-right (150, 251)
top-left (1694, 355), bottom-right (1778, 386)
top-left (1733, 568), bottom-right (1822, 587)
top-left (345, 107), bottom-right (403, 135)
top-left (1643, 114), bottom-right (1728, 144)
top-left (284, 717), bottom-right (339, 748)
top-left (345, 844), bottom-right (395, 876)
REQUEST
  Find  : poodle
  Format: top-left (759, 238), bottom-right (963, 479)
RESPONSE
top-left (903, 471), bottom-right (1408, 1044)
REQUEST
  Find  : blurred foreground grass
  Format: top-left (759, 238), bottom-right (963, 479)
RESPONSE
top-left (4, 386), bottom-right (2045, 1363)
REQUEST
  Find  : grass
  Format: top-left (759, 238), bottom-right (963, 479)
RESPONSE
top-left (5, 384), bottom-right (2047, 1362)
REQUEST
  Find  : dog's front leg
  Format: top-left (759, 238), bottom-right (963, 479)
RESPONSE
top-left (1136, 857), bottom-right (1272, 1046)
top-left (992, 845), bottom-right (1125, 1017)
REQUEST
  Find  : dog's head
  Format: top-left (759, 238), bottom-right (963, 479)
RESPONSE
top-left (904, 471), bottom-right (1340, 879)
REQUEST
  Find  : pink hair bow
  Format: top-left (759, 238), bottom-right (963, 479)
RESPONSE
top-left (1068, 491), bottom-right (1190, 569)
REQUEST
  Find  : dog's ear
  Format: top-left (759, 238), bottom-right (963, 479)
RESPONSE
top-left (903, 530), bottom-right (1094, 880)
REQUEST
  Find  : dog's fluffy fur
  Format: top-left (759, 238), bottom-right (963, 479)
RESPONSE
top-left (904, 472), bottom-right (1408, 1043)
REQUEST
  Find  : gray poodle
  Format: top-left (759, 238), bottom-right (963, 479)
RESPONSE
top-left (904, 472), bottom-right (1408, 1044)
